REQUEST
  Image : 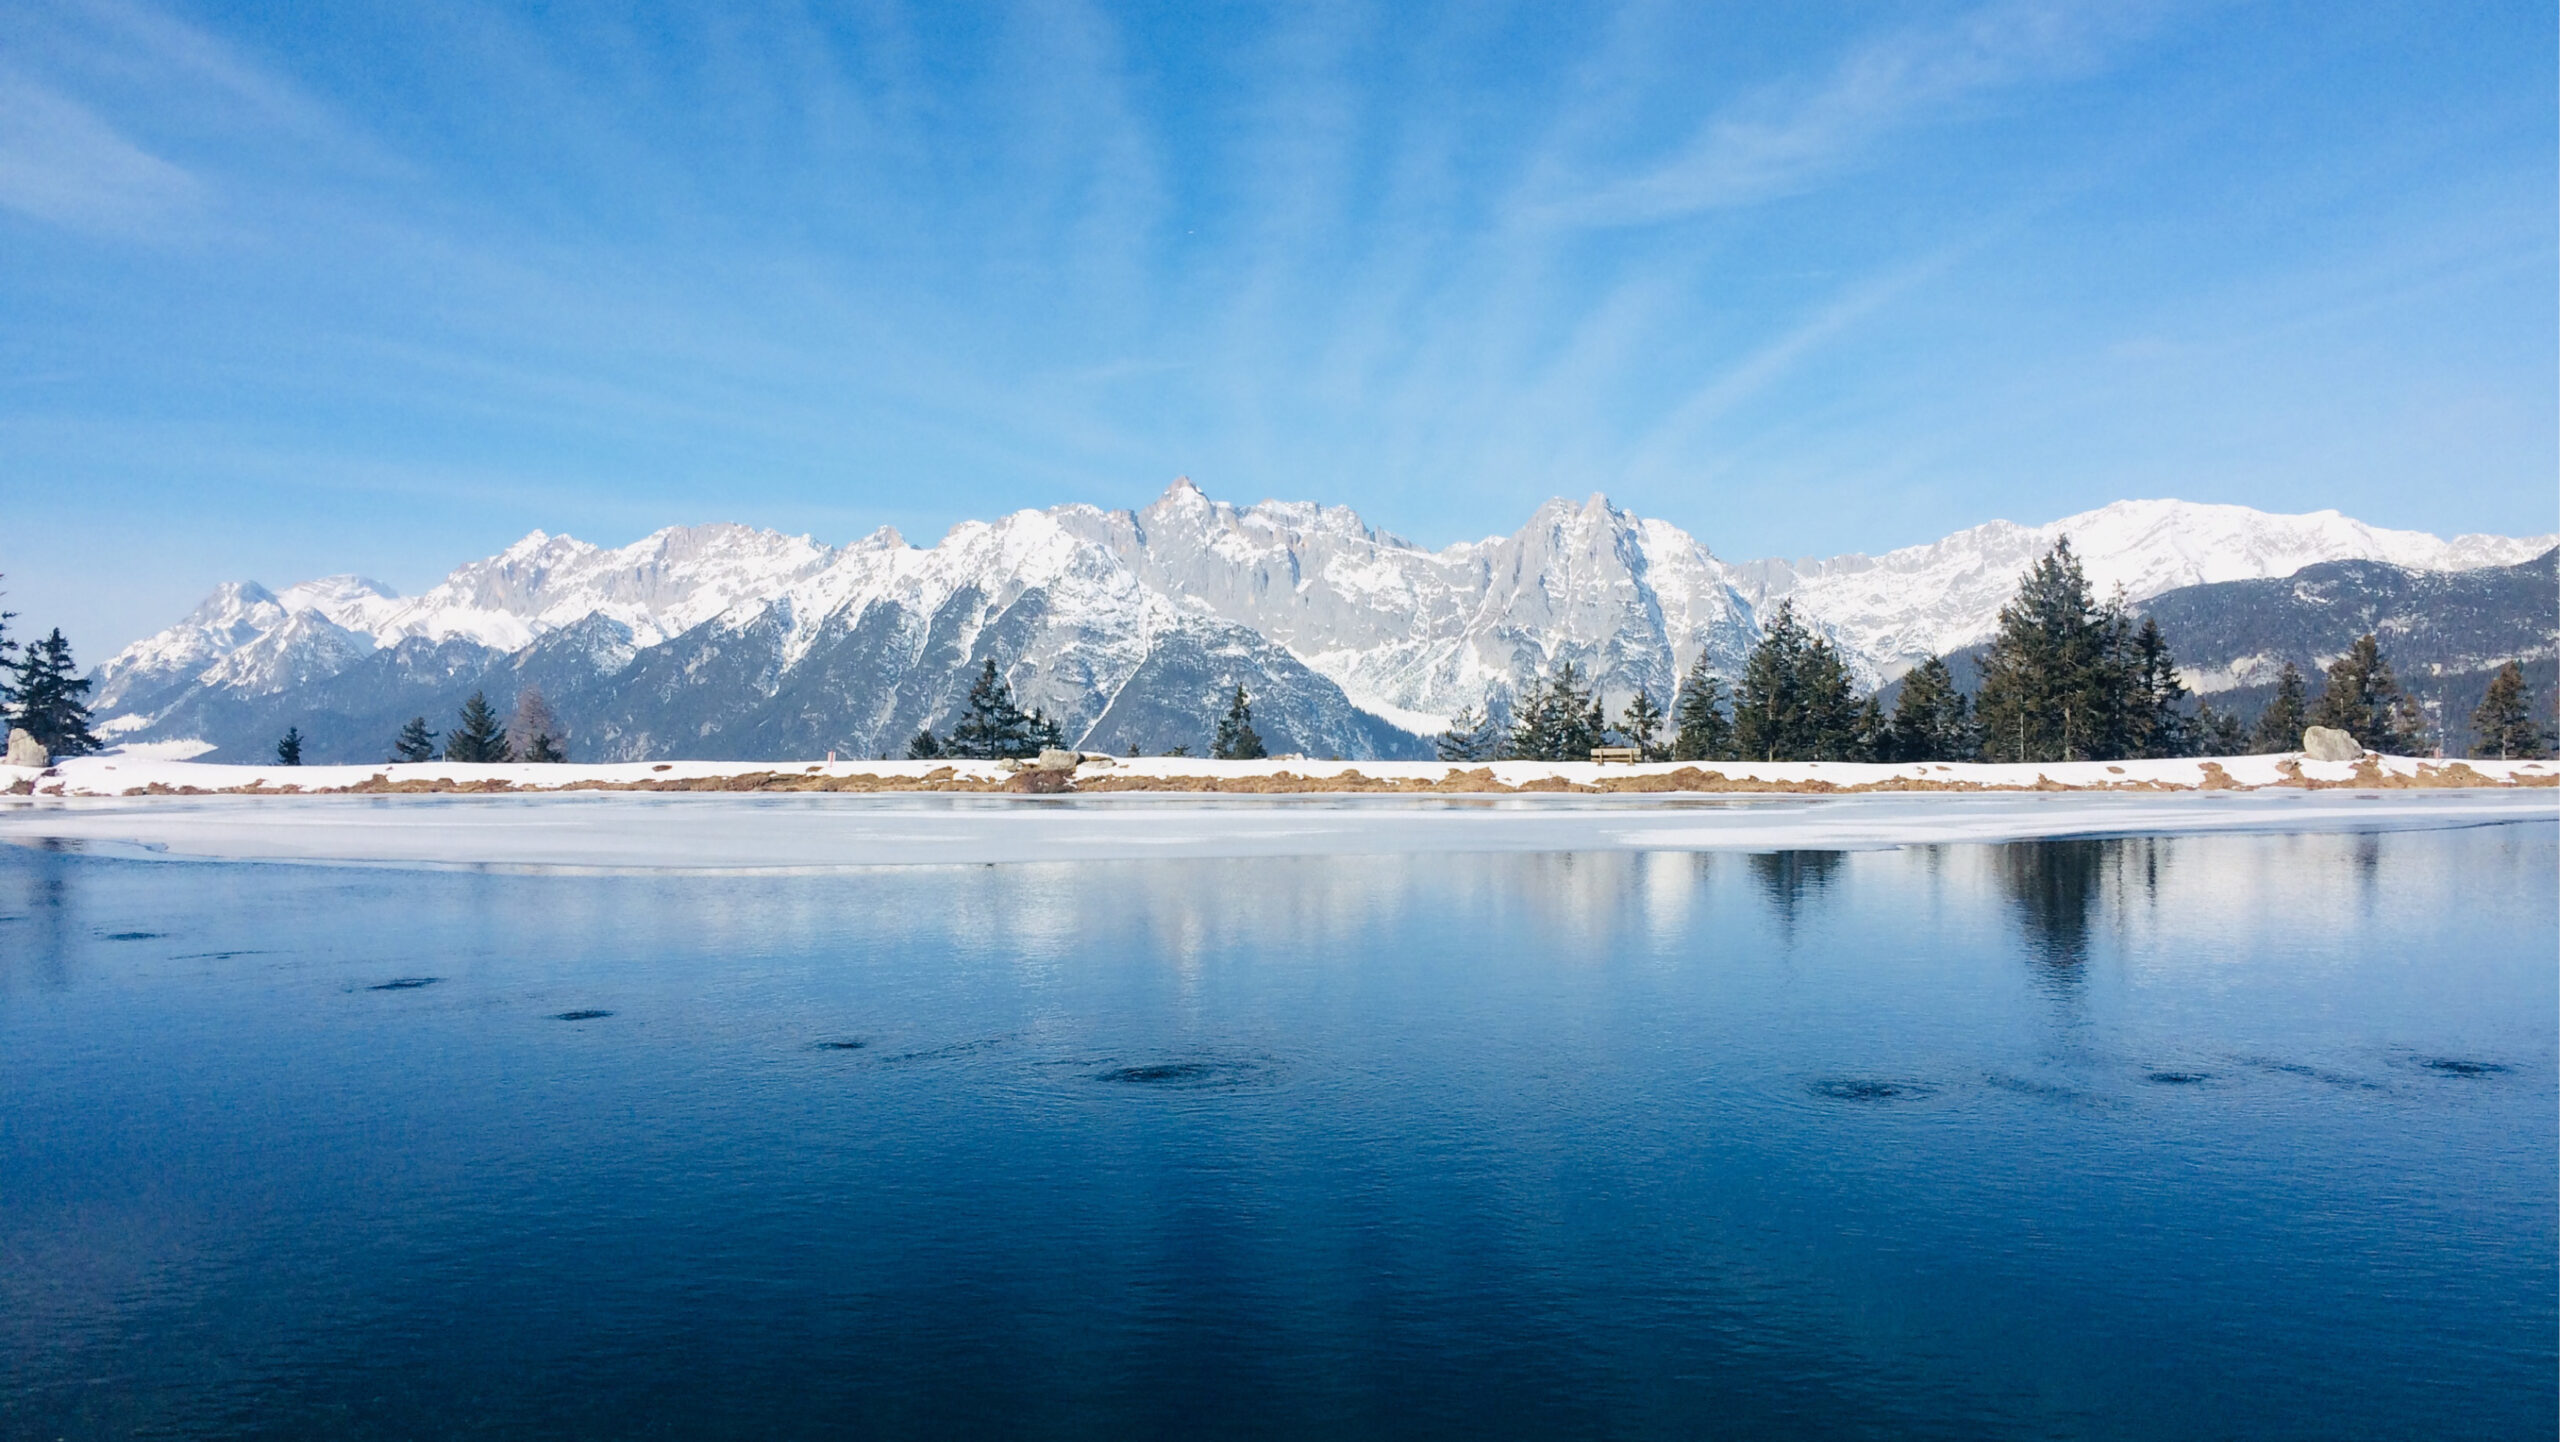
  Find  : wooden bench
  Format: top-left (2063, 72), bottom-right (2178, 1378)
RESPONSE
top-left (1589, 746), bottom-right (1644, 765)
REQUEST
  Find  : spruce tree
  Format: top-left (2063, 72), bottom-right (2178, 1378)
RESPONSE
top-left (2250, 664), bottom-right (2308, 753)
top-left (2121, 615), bottom-right (2190, 759)
top-left (1973, 540), bottom-right (2112, 763)
top-left (1733, 602), bottom-right (1864, 761)
top-left (2469, 661), bottom-right (2547, 759)
top-left (443, 691), bottom-right (513, 763)
top-left (508, 687), bottom-right (564, 762)
top-left (1026, 709), bottom-right (1065, 755)
top-left (1670, 656), bottom-right (1734, 762)
top-left (2192, 699), bottom-right (2248, 757)
top-left (11, 630), bottom-right (102, 757)
top-left (1505, 661), bottom-right (1599, 760)
top-left (1212, 684), bottom-right (1267, 760)
top-left (0, 573), bottom-right (16, 704)
top-left (276, 727), bottom-right (304, 765)
top-left (1887, 655), bottom-right (1979, 762)
top-left (392, 716), bottom-right (439, 763)
top-left (906, 727), bottom-right (945, 759)
top-left (2309, 634), bottom-right (2429, 754)
top-left (1618, 689), bottom-right (1667, 761)
top-left (948, 660), bottom-right (1049, 759)
top-left (1434, 704), bottom-right (1501, 762)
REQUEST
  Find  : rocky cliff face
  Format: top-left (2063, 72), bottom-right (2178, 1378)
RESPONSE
top-left (90, 481), bottom-right (2553, 763)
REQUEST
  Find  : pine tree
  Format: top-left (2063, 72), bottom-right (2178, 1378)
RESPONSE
top-left (2309, 635), bottom-right (2428, 754)
top-left (947, 659), bottom-right (1050, 759)
top-left (2469, 661), bottom-right (2547, 760)
top-left (1618, 689), bottom-right (1667, 761)
top-left (1670, 656), bottom-right (1734, 762)
top-left (1974, 540), bottom-right (2114, 763)
top-left (907, 727), bottom-right (945, 759)
top-left (276, 727), bottom-right (304, 765)
top-left (2250, 664), bottom-right (2308, 754)
top-left (1505, 661), bottom-right (1599, 760)
top-left (1887, 655), bottom-right (1979, 762)
top-left (2121, 615), bottom-right (2190, 759)
top-left (0, 573), bottom-right (17, 710)
top-left (508, 687), bottom-right (564, 762)
top-left (1026, 709), bottom-right (1065, 754)
top-left (1733, 602), bottom-right (1865, 761)
top-left (11, 630), bottom-right (102, 757)
top-left (1212, 684), bottom-right (1267, 760)
top-left (443, 691), bottom-right (513, 763)
top-left (2192, 699), bottom-right (2248, 757)
top-left (392, 716), bottom-right (439, 763)
top-left (1434, 704), bottom-right (1501, 762)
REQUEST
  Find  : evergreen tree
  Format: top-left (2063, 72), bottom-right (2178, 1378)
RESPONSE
top-left (2192, 698), bottom-right (2248, 757)
top-left (1973, 540), bottom-right (2115, 763)
top-left (0, 573), bottom-right (17, 710)
top-left (2309, 634), bottom-right (2429, 754)
top-left (1887, 655), bottom-right (1979, 762)
top-left (1732, 602), bottom-right (1864, 761)
top-left (276, 727), bottom-right (304, 765)
top-left (1504, 661), bottom-right (1600, 760)
top-left (2469, 661), bottom-right (2547, 760)
top-left (392, 716), bottom-right (439, 763)
top-left (1618, 689), bottom-right (1667, 761)
top-left (508, 687), bottom-right (564, 762)
top-left (1026, 708), bottom-right (1066, 754)
top-left (947, 659), bottom-right (1051, 760)
top-left (1670, 656), bottom-right (1734, 762)
top-left (443, 691), bottom-right (513, 763)
top-left (1433, 704), bottom-right (1502, 762)
top-left (1212, 684), bottom-right (1268, 760)
top-left (2120, 615), bottom-right (2190, 759)
top-left (2250, 664), bottom-right (2308, 753)
top-left (10, 630), bottom-right (102, 757)
top-left (906, 726), bottom-right (946, 759)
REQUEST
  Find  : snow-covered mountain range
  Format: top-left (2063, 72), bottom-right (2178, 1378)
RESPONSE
top-left (91, 482), bottom-right (2555, 763)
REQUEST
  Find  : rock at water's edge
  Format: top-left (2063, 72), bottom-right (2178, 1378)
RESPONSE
top-left (4, 729), bottom-right (47, 769)
top-left (2302, 726), bottom-right (2362, 762)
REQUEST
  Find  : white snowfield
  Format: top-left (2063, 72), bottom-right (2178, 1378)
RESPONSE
top-left (3, 753), bottom-right (2550, 873)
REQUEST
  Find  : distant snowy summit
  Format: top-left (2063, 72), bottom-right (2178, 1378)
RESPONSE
top-left (92, 483), bottom-right (2555, 765)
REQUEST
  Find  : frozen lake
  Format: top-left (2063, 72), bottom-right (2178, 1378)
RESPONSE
top-left (3, 818), bottom-right (2553, 1438)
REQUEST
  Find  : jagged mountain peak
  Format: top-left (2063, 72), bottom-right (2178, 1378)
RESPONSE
top-left (90, 484), bottom-right (2554, 762)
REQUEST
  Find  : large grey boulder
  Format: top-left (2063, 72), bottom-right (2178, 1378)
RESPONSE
top-left (1031, 748), bottom-right (1083, 772)
top-left (2301, 725), bottom-right (2362, 762)
top-left (4, 728), bottom-right (47, 768)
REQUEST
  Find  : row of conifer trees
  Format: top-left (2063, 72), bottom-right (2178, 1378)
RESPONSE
top-left (904, 661), bottom-right (1275, 761)
top-left (1435, 538), bottom-right (2551, 765)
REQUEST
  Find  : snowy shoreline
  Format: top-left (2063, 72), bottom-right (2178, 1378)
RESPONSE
top-left (4, 749), bottom-right (2553, 801)
top-left (1, 755), bottom-right (2552, 873)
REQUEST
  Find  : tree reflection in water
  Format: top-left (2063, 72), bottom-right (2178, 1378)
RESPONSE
top-left (1748, 850), bottom-right (1843, 937)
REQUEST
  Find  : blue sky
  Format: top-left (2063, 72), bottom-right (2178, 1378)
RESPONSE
top-left (4, 0), bottom-right (2553, 653)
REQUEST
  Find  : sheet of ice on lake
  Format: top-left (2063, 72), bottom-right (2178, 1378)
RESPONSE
top-left (1, 789), bottom-right (2551, 873)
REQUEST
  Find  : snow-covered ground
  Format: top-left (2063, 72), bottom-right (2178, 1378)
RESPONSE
top-left (2, 754), bottom-right (2550, 874)
top-left (3, 750), bottom-right (2552, 799)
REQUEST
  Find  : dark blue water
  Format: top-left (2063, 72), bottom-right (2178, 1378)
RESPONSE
top-left (2, 825), bottom-right (2552, 1440)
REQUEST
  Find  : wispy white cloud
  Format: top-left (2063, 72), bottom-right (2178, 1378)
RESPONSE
top-left (0, 74), bottom-right (202, 231)
top-left (1539, 0), bottom-right (2162, 226)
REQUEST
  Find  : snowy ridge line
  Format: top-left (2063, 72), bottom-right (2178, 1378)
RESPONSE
top-left (92, 485), bottom-right (2558, 762)
top-left (6, 751), bottom-right (2554, 801)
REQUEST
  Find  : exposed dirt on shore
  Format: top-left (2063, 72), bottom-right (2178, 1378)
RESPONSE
top-left (88, 757), bottom-right (2554, 799)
